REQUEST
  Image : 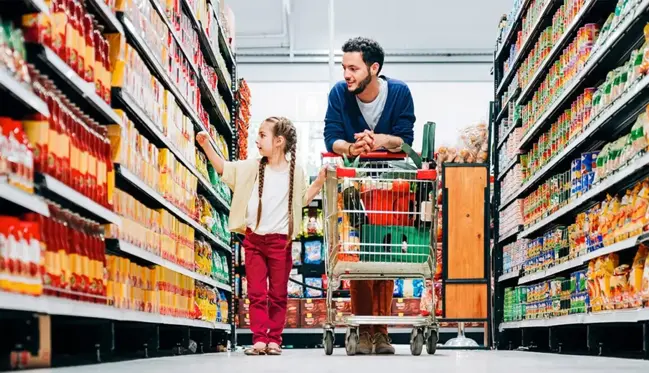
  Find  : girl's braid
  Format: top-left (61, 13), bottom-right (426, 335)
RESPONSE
top-left (256, 116), bottom-right (298, 240)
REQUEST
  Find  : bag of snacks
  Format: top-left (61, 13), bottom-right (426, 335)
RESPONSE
top-left (629, 244), bottom-right (648, 308)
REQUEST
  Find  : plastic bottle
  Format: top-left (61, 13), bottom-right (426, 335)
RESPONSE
top-left (83, 14), bottom-right (94, 83)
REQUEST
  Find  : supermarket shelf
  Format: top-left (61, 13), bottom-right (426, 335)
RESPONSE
top-left (0, 183), bottom-right (50, 216)
top-left (111, 240), bottom-right (232, 292)
top-left (516, 0), bottom-right (598, 104)
top-left (236, 327), bottom-right (486, 335)
top-left (495, 0), bottom-right (532, 61)
top-left (0, 68), bottom-right (49, 116)
top-left (496, 0), bottom-right (557, 96)
top-left (38, 173), bottom-right (121, 226)
top-left (497, 156), bottom-right (518, 181)
top-left (518, 151), bottom-right (649, 239)
top-left (518, 234), bottom-right (648, 285)
top-left (182, 0), bottom-right (219, 69)
top-left (0, 291), bottom-right (230, 331)
top-left (498, 225), bottom-right (521, 244)
top-left (86, 0), bottom-right (124, 35)
top-left (27, 44), bottom-right (121, 125)
top-left (496, 118), bottom-right (520, 151)
top-left (499, 308), bottom-right (649, 330)
top-left (498, 271), bottom-right (521, 283)
top-left (503, 73), bottom-right (649, 210)
top-left (495, 88), bottom-right (520, 124)
top-left (112, 89), bottom-right (229, 213)
top-left (150, 0), bottom-right (198, 75)
top-left (198, 76), bottom-right (233, 138)
top-left (119, 14), bottom-right (208, 148)
top-left (216, 16), bottom-right (235, 70)
top-left (115, 165), bottom-right (231, 254)
top-left (518, 0), bottom-right (649, 149)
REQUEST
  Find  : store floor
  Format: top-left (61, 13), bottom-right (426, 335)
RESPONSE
top-left (31, 346), bottom-right (649, 372)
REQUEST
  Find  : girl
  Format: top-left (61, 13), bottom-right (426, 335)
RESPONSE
top-left (196, 116), bottom-right (326, 356)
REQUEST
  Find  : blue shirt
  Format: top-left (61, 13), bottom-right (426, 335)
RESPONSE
top-left (324, 76), bottom-right (415, 153)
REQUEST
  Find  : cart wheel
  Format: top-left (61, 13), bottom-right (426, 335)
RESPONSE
top-left (426, 331), bottom-right (438, 355)
top-left (410, 329), bottom-right (424, 356)
top-left (323, 330), bottom-right (335, 355)
top-left (345, 329), bottom-right (359, 356)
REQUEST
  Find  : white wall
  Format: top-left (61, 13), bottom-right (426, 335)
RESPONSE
top-left (240, 63), bottom-right (494, 176)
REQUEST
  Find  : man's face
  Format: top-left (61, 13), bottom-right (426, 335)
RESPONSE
top-left (342, 52), bottom-right (373, 95)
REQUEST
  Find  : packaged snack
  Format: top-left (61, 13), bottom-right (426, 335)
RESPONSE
top-left (403, 279), bottom-right (415, 298)
top-left (629, 244), bottom-right (648, 308)
top-left (292, 241), bottom-right (302, 266)
top-left (393, 279), bottom-right (404, 297)
top-left (412, 279), bottom-right (424, 298)
top-left (419, 280), bottom-right (433, 316)
top-left (305, 277), bottom-right (323, 298)
top-left (288, 272), bottom-right (303, 298)
top-left (304, 240), bottom-right (323, 265)
top-left (611, 264), bottom-right (631, 309)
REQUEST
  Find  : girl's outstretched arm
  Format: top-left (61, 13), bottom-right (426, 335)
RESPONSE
top-left (196, 131), bottom-right (225, 175)
top-left (304, 166), bottom-right (327, 205)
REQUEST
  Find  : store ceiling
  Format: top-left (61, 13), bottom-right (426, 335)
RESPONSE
top-left (228, 0), bottom-right (513, 58)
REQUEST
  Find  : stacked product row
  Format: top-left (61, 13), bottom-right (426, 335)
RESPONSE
top-left (0, 0), bottom-right (239, 337)
top-left (504, 243), bottom-right (649, 321)
top-left (237, 78), bottom-right (251, 160)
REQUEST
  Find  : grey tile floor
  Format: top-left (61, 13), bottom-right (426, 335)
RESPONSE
top-left (30, 346), bottom-right (649, 373)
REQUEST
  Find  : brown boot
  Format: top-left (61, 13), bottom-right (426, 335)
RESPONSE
top-left (356, 332), bottom-right (373, 355)
top-left (373, 333), bottom-right (395, 355)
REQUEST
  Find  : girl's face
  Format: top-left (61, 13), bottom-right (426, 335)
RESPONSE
top-left (256, 121), bottom-right (285, 157)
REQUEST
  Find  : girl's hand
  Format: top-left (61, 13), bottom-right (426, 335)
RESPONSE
top-left (196, 131), bottom-right (210, 149)
top-left (315, 166), bottom-right (327, 186)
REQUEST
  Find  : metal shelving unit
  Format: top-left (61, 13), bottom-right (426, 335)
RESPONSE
top-left (0, 0), bottom-right (239, 367)
top-left (492, 0), bottom-right (649, 359)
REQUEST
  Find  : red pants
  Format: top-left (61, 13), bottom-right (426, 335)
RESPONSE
top-left (243, 230), bottom-right (292, 345)
top-left (350, 280), bottom-right (394, 335)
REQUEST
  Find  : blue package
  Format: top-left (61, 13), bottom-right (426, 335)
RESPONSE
top-left (412, 279), bottom-right (424, 298)
top-left (581, 151), bottom-right (599, 173)
top-left (393, 279), bottom-right (404, 297)
top-left (303, 241), bottom-right (323, 265)
top-left (305, 278), bottom-right (323, 298)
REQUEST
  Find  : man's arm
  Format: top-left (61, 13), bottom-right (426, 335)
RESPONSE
top-left (389, 85), bottom-right (416, 147)
top-left (324, 85), bottom-right (362, 155)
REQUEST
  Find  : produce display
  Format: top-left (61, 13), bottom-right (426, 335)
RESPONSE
top-left (436, 123), bottom-right (489, 165)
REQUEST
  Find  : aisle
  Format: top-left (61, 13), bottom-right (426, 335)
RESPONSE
top-left (30, 347), bottom-right (649, 373)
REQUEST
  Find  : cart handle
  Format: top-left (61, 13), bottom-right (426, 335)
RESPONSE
top-left (321, 151), bottom-right (409, 160)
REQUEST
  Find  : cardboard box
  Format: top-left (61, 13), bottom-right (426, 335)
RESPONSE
top-left (301, 312), bottom-right (327, 328)
top-left (392, 298), bottom-right (421, 316)
top-left (333, 298), bottom-right (351, 313)
top-left (286, 299), bottom-right (300, 328)
top-left (301, 298), bottom-right (326, 314)
top-left (239, 298), bottom-right (250, 314)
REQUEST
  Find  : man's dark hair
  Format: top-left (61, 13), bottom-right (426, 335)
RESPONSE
top-left (342, 37), bottom-right (385, 74)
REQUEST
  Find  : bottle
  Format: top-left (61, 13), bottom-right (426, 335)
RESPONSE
top-left (64, 0), bottom-right (76, 70)
top-left (103, 126), bottom-right (113, 208)
top-left (83, 14), bottom-right (94, 83)
top-left (45, 81), bottom-right (59, 178)
top-left (23, 68), bottom-right (48, 174)
top-left (102, 37), bottom-right (110, 104)
top-left (69, 107), bottom-right (80, 192)
top-left (88, 122), bottom-right (98, 203)
top-left (93, 25), bottom-right (103, 99)
top-left (75, 1), bottom-right (85, 78)
top-left (59, 98), bottom-right (71, 185)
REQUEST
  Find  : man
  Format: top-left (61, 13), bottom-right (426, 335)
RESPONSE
top-left (323, 37), bottom-right (416, 355)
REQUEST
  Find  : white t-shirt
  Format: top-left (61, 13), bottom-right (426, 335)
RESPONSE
top-left (356, 77), bottom-right (388, 130)
top-left (245, 165), bottom-right (290, 235)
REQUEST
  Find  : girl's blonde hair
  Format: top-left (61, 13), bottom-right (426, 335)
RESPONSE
top-left (256, 116), bottom-right (298, 240)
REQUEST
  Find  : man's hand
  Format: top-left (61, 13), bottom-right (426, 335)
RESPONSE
top-left (354, 131), bottom-right (392, 152)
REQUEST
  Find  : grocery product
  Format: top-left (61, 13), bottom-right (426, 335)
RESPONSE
top-left (292, 241), bottom-right (302, 266)
top-left (237, 79), bottom-right (251, 160)
top-left (499, 200), bottom-right (523, 236)
top-left (305, 278), bottom-right (323, 298)
top-left (304, 240), bottom-right (323, 265)
top-left (436, 122), bottom-right (489, 166)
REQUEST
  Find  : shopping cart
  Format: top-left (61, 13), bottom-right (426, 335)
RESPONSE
top-left (320, 152), bottom-right (439, 356)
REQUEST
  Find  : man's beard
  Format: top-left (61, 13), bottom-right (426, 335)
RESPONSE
top-left (349, 72), bottom-right (372, 95)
